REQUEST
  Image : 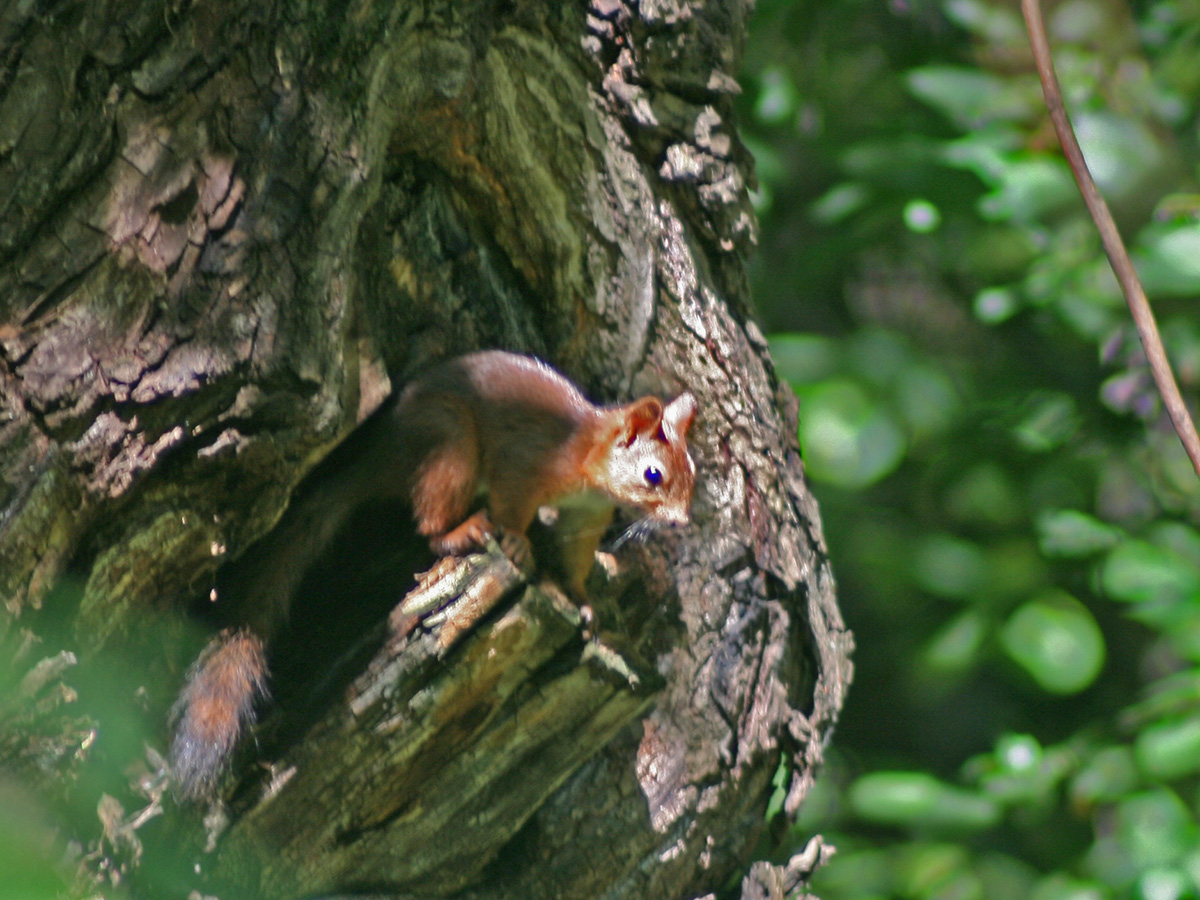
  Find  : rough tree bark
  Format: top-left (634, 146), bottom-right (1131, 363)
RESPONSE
top-left (0, 1), bottom-right (851, 898)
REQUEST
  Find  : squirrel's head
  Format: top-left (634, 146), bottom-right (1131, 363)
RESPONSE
top-left (595, 392), bottom-right (698, 525)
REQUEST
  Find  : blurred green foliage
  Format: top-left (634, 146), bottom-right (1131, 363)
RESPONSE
top-left (0, 784), bottom-right (69, 900)
top-left (741, 0), bottom-right (1200, 897)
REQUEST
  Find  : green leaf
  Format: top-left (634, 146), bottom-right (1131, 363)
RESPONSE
top-left (1075, 111), bottom-right (1164, 199)
top-left (1000, 592), bottom-right (1105, 694)
top-left (945, 463), bottom-right (1022, 527)
top-left (765, 755), bottom-right (789, 821)
top-left (895, 365), bottom-right (959, 441)
top-left (978, 157), bottom-right (1078, 223)
top-left (1135, 223), bottom-right (1200, 297)
top-left (797, 381), bottom-right (906, 489)
top-left (1037, 510), bottom-right (1123, 558)
top-left (1135, 716), bottom-right (1200, 781)
top-left (943, 0), bottom-right (1026, 44)
top-left (1102, 540), bottom-right (1200, 607)
top-left (1072, 746), bottom-right (1138, 806)
top-left (1122, 671), bottom-right (1200, 728)
top-left (1012, 393), bottom-right (1079, 452)
top-left (913, 534), bottom-right (989, 599)
top-left (923, 611), bottom-right (987, 673)
top-left (907, 65), bottom-right (1031, 127)
top-left (941, 126), bottom-right (1023, 185)
top-left (1137, 870), bottom-right (1189, 900)
top-left (849, 772), bottom-right (1000, 831)
top-left (811, 182), bottom-right (872, 224)
top-left (753, 66), bottom-right (800, 125)
top-left (1113, 790), bottom-right (1196, 869)
top-left (1028, 872), bottom-right (1107, 900)
top-left (974, 733), bottom-right (1076, 805)
top-left (895, 843), bottom-right (974, 899)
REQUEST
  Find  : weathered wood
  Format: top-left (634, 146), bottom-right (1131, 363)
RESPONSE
top-left (215, 552), bottom-right (660, 898)
top-left (0, 0), bottom-right (851, 897)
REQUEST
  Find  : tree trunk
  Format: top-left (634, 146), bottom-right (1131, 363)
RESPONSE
top-left (0, 1), bottom-right (851, 898)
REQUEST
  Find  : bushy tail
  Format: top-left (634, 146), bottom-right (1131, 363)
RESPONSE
top-left (170, 629), bottom-right (268, 801)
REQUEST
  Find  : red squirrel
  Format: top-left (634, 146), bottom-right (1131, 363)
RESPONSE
top-left (170, 350), bottom-right (697, 799)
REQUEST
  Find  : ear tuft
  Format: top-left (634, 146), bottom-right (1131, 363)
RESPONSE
top-left (621, 397), bottom-right (664, 444)
top-left (663, 392), bottom-right (696, 440)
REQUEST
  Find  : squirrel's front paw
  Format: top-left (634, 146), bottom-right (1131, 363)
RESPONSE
top-left (430, 510), bottom-right (496, 556)
top-left (498, 529), bottom-right (534, 576)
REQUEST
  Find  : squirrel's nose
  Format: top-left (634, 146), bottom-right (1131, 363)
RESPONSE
top-left (658, 505), bottom-right (690, 528)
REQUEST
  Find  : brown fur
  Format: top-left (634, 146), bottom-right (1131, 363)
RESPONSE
top-left (170, 629), bottom-right (267, 800)
top-left (171, 351), bottom-right (697, 799)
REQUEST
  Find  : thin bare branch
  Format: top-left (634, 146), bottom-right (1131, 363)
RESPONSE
top-left (1021, 0), bottom-right (1200, 480)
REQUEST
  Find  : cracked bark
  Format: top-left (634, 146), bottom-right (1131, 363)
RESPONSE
top-left (0, 1), bottom-right (851, 898)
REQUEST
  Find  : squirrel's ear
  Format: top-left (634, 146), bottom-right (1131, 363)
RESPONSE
top-left (663, 392), bottom-right (696, 441)
top-left (620, 397), bottom-right (664, 444)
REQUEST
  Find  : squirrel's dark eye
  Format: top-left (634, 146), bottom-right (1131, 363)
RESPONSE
top-left (644, 466), bottom-right (663, 487)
